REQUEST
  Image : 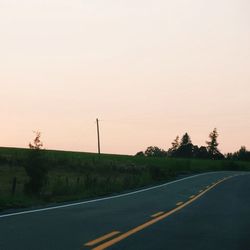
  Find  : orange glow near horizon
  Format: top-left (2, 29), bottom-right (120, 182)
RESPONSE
top-left (0, 0), bottom-right (250, 155)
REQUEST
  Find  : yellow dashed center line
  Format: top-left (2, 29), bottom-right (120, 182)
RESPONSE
top-left (151, 212), bottom-right (164, 218)
top-left (87, 174), bottom-right (239, 250)
top-left (84, 231), bottom-right (120, 247)
top-left (176, 202), bottom-right (184, 206)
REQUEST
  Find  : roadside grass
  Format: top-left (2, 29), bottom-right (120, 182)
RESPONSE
top-left (0, 147), bottom-right (249, 211)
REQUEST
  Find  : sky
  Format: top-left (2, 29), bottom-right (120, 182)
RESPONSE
top-left (0, 0), bottom-right (249, 155)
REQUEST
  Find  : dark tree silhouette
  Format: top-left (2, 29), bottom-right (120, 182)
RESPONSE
top-left (172, 133), bottom-right (194, 158)
top-left (180, 133), bottom-right (192, 146)
top-left (206, 128), bottom-right (224, 159)
top-left (229, 146), bottom-right (250, 161)
top-left (193, 146), bottom-right (209, 159)
top-left (136, 130), bottom-right (250, 161)
top-left (168, 136), bottom-right (179, 156)
top-left (29, 131), bottom-right (43, 150)
top-left (25, 131), bottom-right (48, 195)
top-left (135, 151), bottom-right (145, 157)
top-left (238, 146), bottom-right (247, 158)
top-left (144, 146), bottom-right (167, 157)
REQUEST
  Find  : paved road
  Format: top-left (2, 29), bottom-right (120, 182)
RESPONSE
top-left (0, 171), bottom-right (249, 250)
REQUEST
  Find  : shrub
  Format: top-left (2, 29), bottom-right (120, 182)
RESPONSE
top-left (24, 131), bottom-right (48, 195)
top-left (24, 149), bottom-right (48, 195)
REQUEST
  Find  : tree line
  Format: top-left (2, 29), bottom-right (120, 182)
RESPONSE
top-left (136, 128), bottom-right (250, 161)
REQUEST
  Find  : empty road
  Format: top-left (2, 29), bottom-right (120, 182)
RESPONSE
top-left (0, 171), bottom-right (249, 250)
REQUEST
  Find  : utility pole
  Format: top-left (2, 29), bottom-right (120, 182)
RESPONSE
top-left (96, 118), bottom-right (101, 154)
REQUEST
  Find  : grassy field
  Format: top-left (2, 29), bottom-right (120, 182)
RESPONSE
top-left (0, 147), bottom-right (249, 211)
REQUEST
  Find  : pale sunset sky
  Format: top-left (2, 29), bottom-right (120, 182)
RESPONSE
top-left (0, 0), bottom-right (249, 155)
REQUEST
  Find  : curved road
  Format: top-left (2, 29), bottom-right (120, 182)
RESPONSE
top-left (0, 171), bottom-right (249, 250)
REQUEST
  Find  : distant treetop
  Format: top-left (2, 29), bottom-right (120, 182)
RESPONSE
top-left (180, 133), bottom-right (192, 146)
top-left (29, 131), bottom-right (43, 150)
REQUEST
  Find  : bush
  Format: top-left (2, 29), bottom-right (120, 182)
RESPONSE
top-left (221, 161), bottom-right (240, 171)
top-left (24, 149), bottom-right (48, 195)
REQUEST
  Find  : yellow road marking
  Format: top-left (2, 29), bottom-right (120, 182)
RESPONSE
top-left (176, 202), bottom-right (184, 206)
top-left (151, 212), bottom-right (164, 218)
top-left (92, 177), bottom-right (231, 250)
top-left (189, 195), bottom-right (195, 199)
top-left (85, 231), bottom-right (120, 247)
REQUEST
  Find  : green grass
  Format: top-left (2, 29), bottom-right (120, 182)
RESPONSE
top-left (0, 146), bottom-right (249, 211)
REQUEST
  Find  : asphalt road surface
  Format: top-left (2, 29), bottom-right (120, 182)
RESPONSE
top-left (0, 171), bottom-right (249, 250)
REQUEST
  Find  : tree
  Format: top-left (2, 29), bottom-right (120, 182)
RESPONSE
top-left (232, 146), bottom-right (250, 161)
top-left (168, 136), bottom-right (180, 157)
top-left (194, 146), bottom-right (209, 159)
top-left (180, 133), bottom-right (192, 146)
top-left (29, 131), bottom-right (43, 149)
top-left (168, 136), bottom-right (179, 155)
top-left (135, 151), bottom-right (145, 157)
top-left (171, 136), bottom-right (180, 150)
top-left (238, 146), bottom-right (247, 160)
top-left (206, 128), bottom-right (224, 159)
top-left (172, 133), bottom-right (193, 158)
top-left (25, 131), bottom-right (48, 195)
top-left (144, 146), bottom-right (167, 157)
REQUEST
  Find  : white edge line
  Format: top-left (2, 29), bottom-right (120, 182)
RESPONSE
top-left (0, 171), bottom-right (241, 219)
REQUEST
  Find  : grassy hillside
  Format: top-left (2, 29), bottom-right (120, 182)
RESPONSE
top-left (0, 147), bottom-right (249, 211)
